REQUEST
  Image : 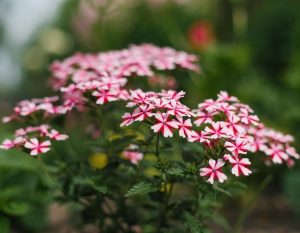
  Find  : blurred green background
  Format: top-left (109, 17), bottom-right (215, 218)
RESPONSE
top-left (1, 0), bottom-right (300, 232)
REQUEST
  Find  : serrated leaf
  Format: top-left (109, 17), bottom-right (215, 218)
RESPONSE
top-left (166, 168), bottom-right (185, 176)
top-left (125, 181), bottom-right (156, 197)
top-left (184, 212), bottom-right (204, 233)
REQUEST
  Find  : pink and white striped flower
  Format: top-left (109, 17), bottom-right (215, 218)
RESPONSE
top-left (204, 122), bottom-right (230, 139)
top-left (120, 112), bottom-right (136, 127)
top-left (188, 130), bottom-right (208, 143)
top-left (176, 117), bottom-right (193, 138)
top-left (215, 102), bottom-right (236, 116)
top-left (200, 159), bottom-right (227, 184)
top-left (0, 139), bottom-right (15, 150)
top-left (224, 113), bottom-right (244, 138)
top-left (151, 113), bottom-right (179, 138)
top-left (48, 129), bottom-right (69, 141)
top-left (238, 108), bottom-right (259, 126)
top-left (217, 91), bottom-right (238, 102)
top-left (224, 138), bottom-right (250, 156)
top-left (160, 90), bottom-right (185, 101)
top-left (166, 100), bottom-right (192, 117)
top-left (264, 144), bottom-right (289, 164)
top-left (223, 154), bottom-right (252, 176)
top-left (92, 89), bottom-right (119, 105)
top-left (286, 146), bottom-right (300, 159)
top-left (198, 99), bottom-right (218, 112)
top-left (132, 105), bottom-right (154, 121)
top-left (24, 138), bottom-right (51, 156)
top-left (194, 110), bottom-right (215, 126)
top-left (248, 136), bottom-right (268, 153)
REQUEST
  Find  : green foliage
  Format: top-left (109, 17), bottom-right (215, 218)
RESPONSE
top-left (125, 181), bottom-right (157, 197)
top-left (283, 171), bottom-right (300, 215)
top-left (166, 167), bottom-right (185, 177)
top-left (0, 150), bottom-right (52, 231)
top-left (184, 212), bottom-right (204, 233)
top-left (2, 0), bottom-right (300, 231)
top-left (0, 217), bottom-right (10, 233)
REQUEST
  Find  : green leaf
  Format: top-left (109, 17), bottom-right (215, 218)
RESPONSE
top-left (166, 167), bottom-right (185, 176)
top-left (93, 186), bottom-right (108, 194)
top-left (0, 217), bottom-right (10, 233)
top-left (2, 201), bottom-right (30, 216)
top-left (73, 177), bottom-right (94, 186)
top-left (124, 181), bottom-right (156, 197)
top-left (213, 184), bottom-right (232, 197)
top-left (73, 177), bottom-right (107, 194)
top-left (184, 212), bottom-right (204, 233)
top-left (211, 214), bottom-right (231, 232)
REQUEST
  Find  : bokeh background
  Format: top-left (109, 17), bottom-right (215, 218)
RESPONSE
top-left (1, 0), bottom-right (300, 232)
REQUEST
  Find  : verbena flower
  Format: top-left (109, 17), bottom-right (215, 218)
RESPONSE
top-left (223, 154), bottom-right (252, 176)
top-left (0, 125), bottom-right (68, 156)
top-left (24, 138), bottom-right (51, 156)
top-left (2, 96), bottom-right (67, 123)
top-left (199, 159), bottom-right (227, 184)
top-left (151, 113), bottom-right (180, 138)
top-left (48, 44), bottom-right (199, 111)
top-left (192, 91), bottom-right (299, 183)
top-left (121, 89), bottom-right (194, 138)
top-left (1, 44), bottom-right (298, 187)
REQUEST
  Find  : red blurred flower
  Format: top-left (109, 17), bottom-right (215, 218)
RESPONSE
top-left (188, 21), bottom-right (215, 50)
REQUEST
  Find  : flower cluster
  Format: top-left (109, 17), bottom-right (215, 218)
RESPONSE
top-left (191, 91), bottom-right (298, 183)
top-left (1, 44), bottom-right (199, 156)
top-left (49, 44), bottom-right (199, 111)
top-left (121, 89), bottom-right (299, 184)
top-left (248, 125), bottom-right (299, 167)
top-left (2, 96), bottom-right (67, 123)
top-left (0, 125), bottom-right (68, 156)
top-left (50, 44), bottom-right (199, 89)
top-left (121, 89), bottom-right (194, 138)
top-left (1, 44), bottom-right (298, 185)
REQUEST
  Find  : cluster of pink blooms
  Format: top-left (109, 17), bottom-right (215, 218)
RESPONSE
top-left (121, 90), bottom-right (299, 184)
top-left (0, 125), bottom-right (68, 156)
top-left (248, 125), bottom-right (299, 167)
top-left (148, 75), bottom-right (177, 89)
top-left (192, 91), bottom-right (298, 183)
top-left (1, 44), bottom-right (198, 156)
top-left (121, 89), bottom-right (194, 138)
top-left (50, 44), bottom-right (199, 111)
top-left (2, 96), bottom-right (67, 123)
top-left (1, 44), bottom-right (298, 184)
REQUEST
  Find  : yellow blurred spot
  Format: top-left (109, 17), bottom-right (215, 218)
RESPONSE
top-left (39, 28), bottom-right (72, 55)
top-left (89, 152), bottom-right (108, 169)
top-left (144, 167), bottom-right (160, 177)
top-left (160, 183), bottom-right (172, 193)
top-left (124, 129), bottom-right (145, 141)
top-left (107, 133), bottom-right (121, 141)
top-left (145, 154), bottom-right (157, 161)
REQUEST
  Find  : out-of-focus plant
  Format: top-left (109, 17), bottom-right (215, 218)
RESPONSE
top-left (0, 149), bottom-right (52, 233)
top-left (1, 44), bottom-right (298, 233)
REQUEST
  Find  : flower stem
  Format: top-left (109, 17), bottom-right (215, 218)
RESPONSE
top-left (155, 133), bottom-right (160, 158)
